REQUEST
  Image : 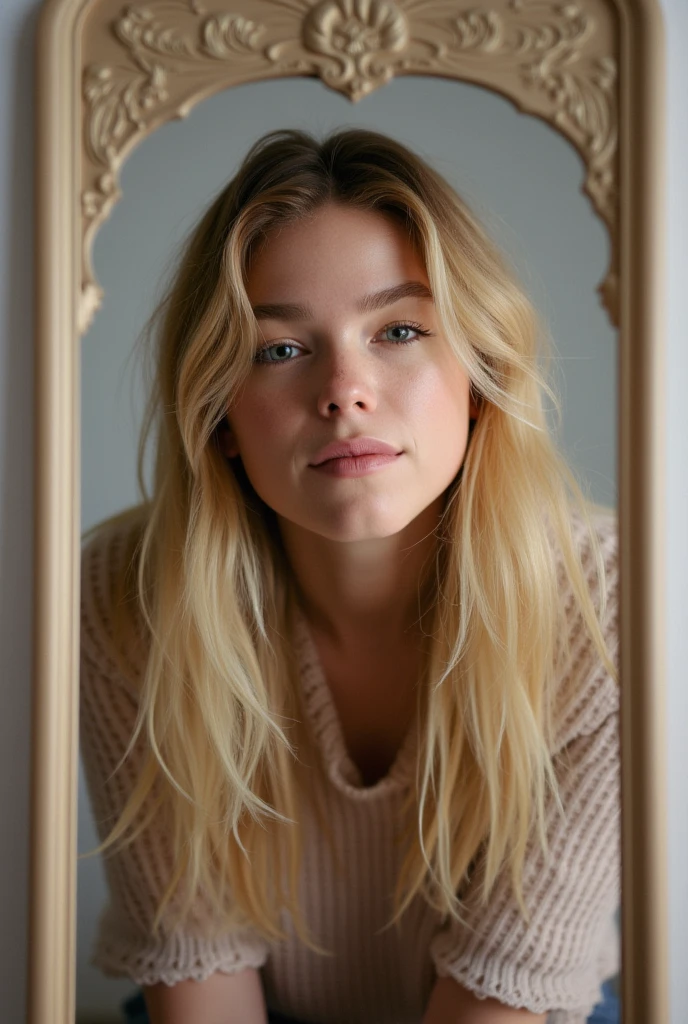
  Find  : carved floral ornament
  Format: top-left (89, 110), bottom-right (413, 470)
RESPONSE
top-left (80, 0), bottom-right (619, 332)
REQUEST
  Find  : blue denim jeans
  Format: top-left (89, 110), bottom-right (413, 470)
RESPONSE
top-left (586, 978), bottom-right (621, 1023)
top-left (122, 976), bottom-right (620, 1022)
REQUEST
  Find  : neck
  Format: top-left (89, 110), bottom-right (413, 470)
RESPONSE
top-left (277, 497), bottom-right (444, 651)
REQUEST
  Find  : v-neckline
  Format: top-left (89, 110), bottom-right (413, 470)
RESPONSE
top-left (292, 608), bottom-right (419, 797)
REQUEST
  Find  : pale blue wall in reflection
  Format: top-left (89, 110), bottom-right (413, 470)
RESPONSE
top-left (78, 74), bottom-right (617, 1020)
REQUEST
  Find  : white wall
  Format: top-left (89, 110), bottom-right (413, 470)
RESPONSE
top-left (0, 1), bottom-right (40, 1021)
top-left (662, 1), bottom-right (688, 1021)
top-left (0, 0), bottom-right (685, 1021)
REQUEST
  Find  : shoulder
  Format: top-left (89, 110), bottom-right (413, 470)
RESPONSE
top-left (567, 504), bottom-right (617, 581)
top-left (80, 511), bottom-right (149, 698)
top-left (550, 504), bottom-right (619, 753)
top-left (558, 504), bottom-right (618, 640)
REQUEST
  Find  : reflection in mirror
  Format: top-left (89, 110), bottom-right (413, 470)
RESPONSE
top-left (77, 75), bottom-right (618, 1024)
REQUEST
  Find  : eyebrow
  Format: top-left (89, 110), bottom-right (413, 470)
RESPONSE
top-left (251, 281), bottom-right (434, 321)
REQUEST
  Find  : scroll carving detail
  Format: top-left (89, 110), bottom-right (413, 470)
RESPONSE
top-left (80, 0), bottom-right (619, 331)
top-left (300, 0), bottom-right (410, 96)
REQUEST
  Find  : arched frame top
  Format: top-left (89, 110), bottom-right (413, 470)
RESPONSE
top-left (79, 0), bottom-right (620, 333)
top-left (30, 0), bottom-right (668, 1023)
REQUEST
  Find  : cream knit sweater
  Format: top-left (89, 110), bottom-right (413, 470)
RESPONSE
top-left (79, 510), bottom-right (620, 1024)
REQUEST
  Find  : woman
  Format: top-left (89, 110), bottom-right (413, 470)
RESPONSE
top-left (79, 128), bottom-right (620, 1024)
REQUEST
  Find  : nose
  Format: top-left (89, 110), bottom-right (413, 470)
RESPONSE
top-left (315, 346), bottom-right (378, 417)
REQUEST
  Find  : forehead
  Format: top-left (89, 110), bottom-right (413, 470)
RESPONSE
top-left (245, 203), bottom-right (428, 306)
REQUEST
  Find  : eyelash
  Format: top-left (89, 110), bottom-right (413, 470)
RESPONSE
top-left (254, 320), bottom-right (433, 364)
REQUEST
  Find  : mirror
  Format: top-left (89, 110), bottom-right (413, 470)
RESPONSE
top-left (31, 1), bottom-right (669, 1022)
top-left (77, 72), bottom-right (619, 1022)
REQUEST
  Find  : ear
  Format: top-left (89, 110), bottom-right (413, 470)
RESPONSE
top-left (217, 416), bottom-right (240, 459)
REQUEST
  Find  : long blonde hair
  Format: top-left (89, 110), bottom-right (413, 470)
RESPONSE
top-left (81, 127), bottom-right (616, 951)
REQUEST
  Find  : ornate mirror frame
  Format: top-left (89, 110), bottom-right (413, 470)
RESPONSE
top-left (31, 0), bottom-right (668, 1020)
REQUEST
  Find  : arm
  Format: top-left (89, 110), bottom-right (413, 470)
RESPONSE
top-left (425, 516), bottom-right (620, 1022)
top-left (425, 712), bottom-right (620, 1022)
top-left (143, 967), bottom-right (268, 1024)
top-left (79, 530), bottom-right (271, 993)
top-left (423, 976), bottom-right (547, 1024)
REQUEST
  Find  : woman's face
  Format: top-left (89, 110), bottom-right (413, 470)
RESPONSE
top-left (221, 202), bottom-right (479, 543)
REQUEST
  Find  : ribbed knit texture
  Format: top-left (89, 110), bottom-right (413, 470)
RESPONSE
top-left (79, 509), bottom-right (620, 1024)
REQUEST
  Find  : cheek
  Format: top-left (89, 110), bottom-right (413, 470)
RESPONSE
top-left (402, 361), bottom-right (471, 441)
top-left (227, 389), bottom-right (304, 501)
top-left (230, 388), bottom-right (293, 452)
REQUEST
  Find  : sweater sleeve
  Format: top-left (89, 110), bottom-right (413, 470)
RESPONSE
top-left (428, 509), bottom-right (620, 1019)
top-left (79, 524), bottom-right (271, 987)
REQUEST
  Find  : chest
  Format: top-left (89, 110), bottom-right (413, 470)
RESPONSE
top-left (313, 641), bottom-right (421, 787)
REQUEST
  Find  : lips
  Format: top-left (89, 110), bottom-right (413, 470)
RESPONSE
top-left (310, 436), bottom-right (401, 466)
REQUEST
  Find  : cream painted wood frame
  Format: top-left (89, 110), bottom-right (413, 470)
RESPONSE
top-left (31, 0), bottom-right (667, 1021)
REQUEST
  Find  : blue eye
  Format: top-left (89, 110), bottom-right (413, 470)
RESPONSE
top-left (381, 321), bottom-right (431, 344)
top-left (254, 320), bottom-right (432, 365)
top-left (255, 342), bottom-right (300, 364)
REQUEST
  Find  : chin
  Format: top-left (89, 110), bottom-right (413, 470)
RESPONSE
top-left (306, 507), bottom-right (418, 544)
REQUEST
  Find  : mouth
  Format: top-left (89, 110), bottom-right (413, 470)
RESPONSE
top-left (309, 451), bottom-right (403, 479)
top-left (310, 436), bottom-right (401, 467)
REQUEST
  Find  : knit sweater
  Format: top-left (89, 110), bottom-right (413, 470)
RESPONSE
top-left (79, 509), bottom-right (620, 1024)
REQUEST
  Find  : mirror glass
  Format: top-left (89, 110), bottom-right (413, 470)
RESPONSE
top-left (77, 73), bottom-right (618, 1022)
